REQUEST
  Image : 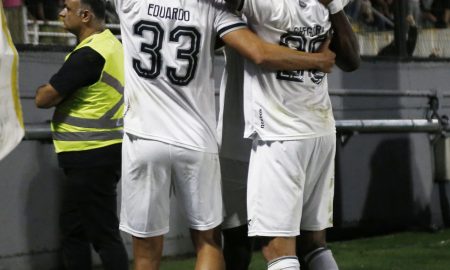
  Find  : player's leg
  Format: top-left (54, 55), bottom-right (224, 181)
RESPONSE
top-left (223, 225), bottom-right (253, 270)
top-left (247, 140), bottom-right (308, 270)
top-left (221, 157), bottom-right (253, 270)
top-left (261, 237), bottom-right (299, 270)
top-left (119, 134), bottom-right (172, 270)
top-left (298, 230), bottom-right (338, 270)
top-left (172, 146), bottom-right (225, 270)
top-left (298, 134), bottom-right (338, 270)
top-left (190, 227), bottom-right (225, 270)
top-left (132, 235), bottom-right (164, 270)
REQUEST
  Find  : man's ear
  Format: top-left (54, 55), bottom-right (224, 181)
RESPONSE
top-left (79, 9), bottom-right (92, 23)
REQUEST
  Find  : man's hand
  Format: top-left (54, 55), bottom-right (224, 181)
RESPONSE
top-left (35, 83), bottom-right (64, 108)
top-left (316, 39), bottom-right (335, 73)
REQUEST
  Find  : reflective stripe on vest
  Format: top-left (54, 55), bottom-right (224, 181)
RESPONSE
top-left (51, 30), bottom-right (124, 153)
top-left (52, 72), bottom-right (124, 130)
top-left (52, 130), bottom-right (123, 141)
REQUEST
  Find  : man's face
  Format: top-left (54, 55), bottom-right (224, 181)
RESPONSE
top-left (59, 0), bottom-right (83, 33)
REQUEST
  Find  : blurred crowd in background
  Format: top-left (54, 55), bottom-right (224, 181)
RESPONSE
top-left (347, 0), bottom-right (450, 30)
top-left (2, 0), bottom-right (450, 56)
top-left (2, 0), bottom-right (119, 44)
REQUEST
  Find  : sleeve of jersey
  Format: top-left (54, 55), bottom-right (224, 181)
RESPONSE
top-left (215, 5), bottom-right (248, 38)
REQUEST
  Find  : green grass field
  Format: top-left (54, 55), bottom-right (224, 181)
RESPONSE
top-left (158, 229), bottom-right (450, 270)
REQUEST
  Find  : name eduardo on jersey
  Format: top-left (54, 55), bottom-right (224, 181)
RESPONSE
top-left (147, 4), bottom-right (191, 22)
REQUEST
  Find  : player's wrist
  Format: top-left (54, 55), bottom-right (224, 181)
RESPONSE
top-left (327, 0), bottom-right (343, 15)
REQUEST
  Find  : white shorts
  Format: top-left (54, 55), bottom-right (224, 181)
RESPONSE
top-left (221, 157), bottom-right (249, 230)
top-left (120, 133), bottom-right (223, 238)
top-left (247, 134), bottom-right (336, 237)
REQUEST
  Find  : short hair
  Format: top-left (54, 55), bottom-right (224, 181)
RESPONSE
top-left (81, 0), bottom-right (106, 20)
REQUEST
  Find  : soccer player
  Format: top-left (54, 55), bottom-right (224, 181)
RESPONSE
top-left (222, 0), bottom-right (360, 269)
top-left (112, 0), bottom-right (335, 269)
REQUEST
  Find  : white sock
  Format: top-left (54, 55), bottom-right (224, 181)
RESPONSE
top-left (304, 247), bottom-right (339, 270)
top-left (267, 256), bottom-right (300, 270)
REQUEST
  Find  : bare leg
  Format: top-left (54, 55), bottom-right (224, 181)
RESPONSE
top-left (297, 230), bottom-right (327, 256)
top-left (260, 237), bottom-right (299, 269)
top-left (132, 235), bottom-right (164, 270)
top-left (261, 237), bottom-right (296, 262)
top-left (191, 227), bottom-right (225, 270)
top-left (297, 230), bottom-right (338, 270)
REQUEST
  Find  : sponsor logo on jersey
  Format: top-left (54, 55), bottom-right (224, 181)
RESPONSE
top-left (259, 109), bottom-right (265, 129)
top-left (148, 4), bottom-right (191, 22)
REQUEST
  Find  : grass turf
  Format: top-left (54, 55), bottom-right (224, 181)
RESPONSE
top-left (157, 229), bottom-right (450, 270)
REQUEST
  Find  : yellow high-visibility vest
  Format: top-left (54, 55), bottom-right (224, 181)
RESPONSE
top-left (51, 29), bottom-right (124, 153)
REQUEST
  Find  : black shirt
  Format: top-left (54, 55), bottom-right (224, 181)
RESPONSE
top-left (50, 47), bottom-right (105, 97)
top-left (50, 46), bottom-right (121, 168)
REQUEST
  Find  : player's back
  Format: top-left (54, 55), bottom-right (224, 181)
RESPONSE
top-left (240, 0), bottom-right (336, 140)
top-left (114, 0), bottom-right (245, 153)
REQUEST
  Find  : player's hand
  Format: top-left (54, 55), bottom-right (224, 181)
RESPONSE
top-left (316, 39), bottom-right (335, 73)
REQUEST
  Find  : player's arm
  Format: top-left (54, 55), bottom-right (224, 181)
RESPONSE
top-left (222, 27), bottom-right (335, 72)
top-left (321, 0), bottom-right (360, 72)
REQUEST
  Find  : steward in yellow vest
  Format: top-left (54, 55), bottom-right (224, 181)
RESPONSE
top-left (50, 29), bottom-right (124, 153)
top-left (35, 1), bottom-right (128, 269)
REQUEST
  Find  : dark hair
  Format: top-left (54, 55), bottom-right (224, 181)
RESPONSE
top-left (81, 0), bottom-right (106, 20)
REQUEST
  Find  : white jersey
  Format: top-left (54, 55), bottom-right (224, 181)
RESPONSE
top-left (240, 0), bottom-right (336, 140)
top-left (114, 0), bottom-right (246, 153)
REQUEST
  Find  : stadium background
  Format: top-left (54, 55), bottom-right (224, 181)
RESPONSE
top-left (1, 0), bottom-right (450, 269)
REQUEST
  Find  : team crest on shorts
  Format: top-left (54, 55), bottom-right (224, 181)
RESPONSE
top-left (298, 0), bottom-right (307, 8)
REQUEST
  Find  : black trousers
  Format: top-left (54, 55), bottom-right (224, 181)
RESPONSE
top-left (61, 166), bottom-right (128, 270)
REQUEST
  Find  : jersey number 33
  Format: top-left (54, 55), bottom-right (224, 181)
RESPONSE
top-left (132, 20), bottom-right (201, 86)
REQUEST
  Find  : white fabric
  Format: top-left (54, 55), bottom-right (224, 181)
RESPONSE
top-left (120, 133), bottom-right (223, 237)
top-left (268, 256), bottom-right (300, 270)
top-left (0, 3), bottom-right (24, 161)
top-left (327, 0), bottom-right (343, 14)
top-left (240, 0), bottom-right (335, 141)
top-left (114, 0), bottom-right (246, 153)
top-left (306, 248), bottom-right (339, 270)
top-left (247, 135), bottom-right (336, 237)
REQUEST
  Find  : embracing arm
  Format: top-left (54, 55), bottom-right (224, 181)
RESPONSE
top-left (321, 0), bottom-right (360, 72)
top-left (222, 27), bottom-right (335, 72)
